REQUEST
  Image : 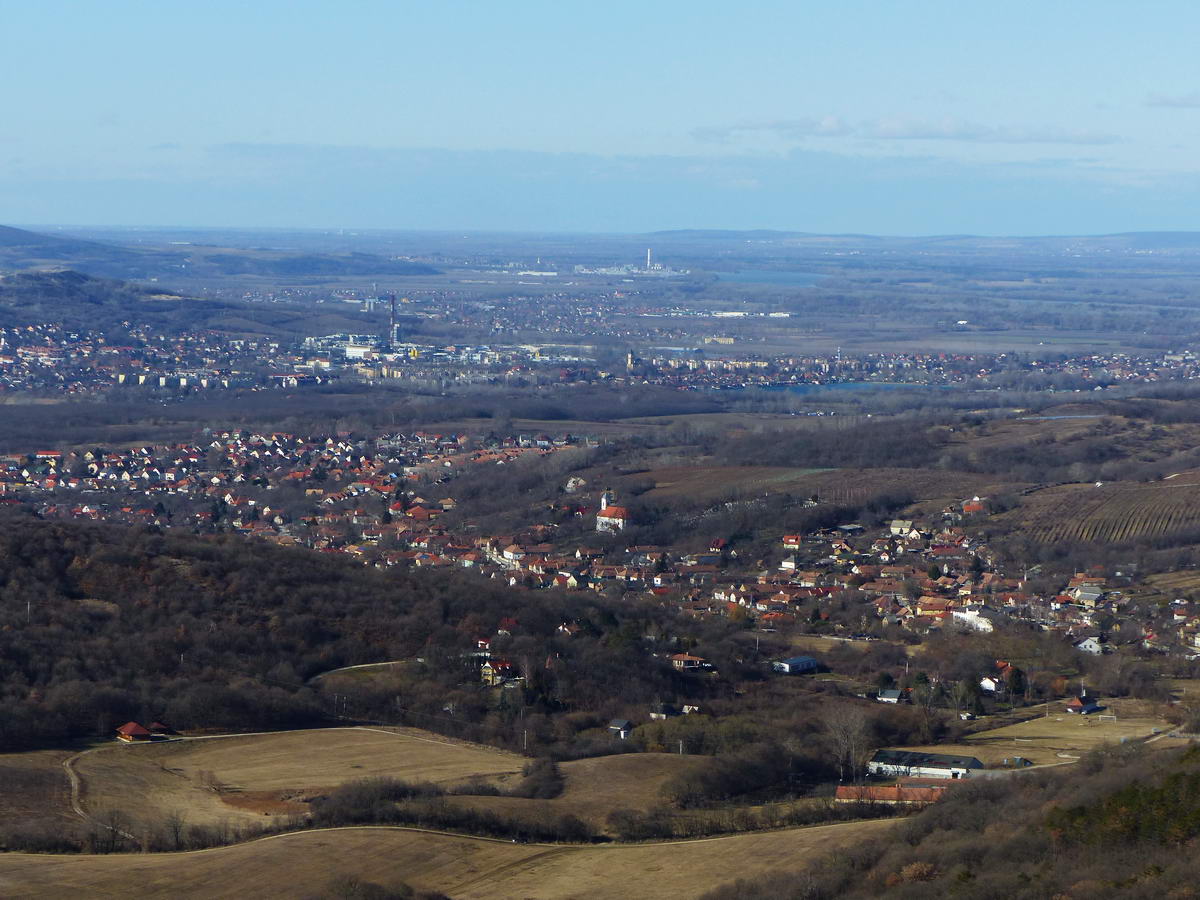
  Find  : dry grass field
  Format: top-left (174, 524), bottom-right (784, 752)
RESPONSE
top-left (631, 464), bottom-right (1022, 507)
top-left (74, 727), bottom-right (523, 831)
top-left (448, 752), bottom-right (708, 832)
top-left (636, 465), bottom-right (830, 501)
top-left (1138, 570), bottom-right (1200, 599)
top-left (0, 749), bottom-right (77, 835)
top-left (896, 699), bottom-right (1171, 767)
top-left (993, 478), bottom-right (1200, 545)
top-left (0, 818), bottom-right (895, 899)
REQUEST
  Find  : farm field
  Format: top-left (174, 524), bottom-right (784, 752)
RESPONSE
top-left (634, 465), bottom-right (831, 501)
top-left (631, 464), bottom-right (1023, 507)
top-left (73, 727), bottom-right (523, 830)
top-left (896, 699), bottom-right (1170, 767)
top-left (1137, 569), bottom-right (1200, 599)
top-left (786, 467), bottom-right (1024, 507)
top-left (0, 818), bottom-right (895, 899)
top-left (993, 479), bottom-right (1200, 545)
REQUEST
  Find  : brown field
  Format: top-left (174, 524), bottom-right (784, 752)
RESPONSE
top-left (631, 464), bottom-right (1023, 507)
top-left (621, 412), bottom-right (850, 430)
top-left (896, 699), bottom-right (1171, 767)
top-left (787, 467), bottom-right (1024, 507)
top-left (787, 633), bottom-right (921, 659)
top-left (948, 414), bottom-right (1114, 453)
top-left (0, 818), bottom-right (895, 899)
top-left (0, 749), bottom-right (77, 835)
top-left (636, 465), bottom-right (831, 501)
top-left (448, 752), bottom-right (707, 831)
top-left (995, 479), bottom-right (1200, 545)
top-left (422, 416), bottom-right (659, 436)
top-left (1139, 570), bottom-right (1200, 599)
top-left (73, 727), bottom-right (523, 830)
top-left (1163, 677), bottom-right (1200, 703)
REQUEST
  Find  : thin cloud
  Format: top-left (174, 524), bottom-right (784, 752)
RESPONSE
top-left (695, 116), bottom-right (1119, 146)
top-left (1146, 92), bottom-right (1200, 108)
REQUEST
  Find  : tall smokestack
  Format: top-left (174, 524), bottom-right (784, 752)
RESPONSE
top-left (646, 248), bottom-right (652, 269)
top-left (388, 294), bottom-right (396, 351)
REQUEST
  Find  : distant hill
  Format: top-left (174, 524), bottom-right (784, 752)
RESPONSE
top-left (0, 225), bottom-right (441, 279)
top-left (0, 269), bottom-right (382, 337)
top-left (642, 228), bottom-right (1200, 255)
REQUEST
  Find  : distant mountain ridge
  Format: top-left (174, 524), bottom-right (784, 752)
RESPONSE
top-left (0, 225), bottom-right (441, 279)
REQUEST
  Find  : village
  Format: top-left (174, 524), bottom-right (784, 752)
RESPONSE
top-left (4, 422), bottom-right (1198, 689)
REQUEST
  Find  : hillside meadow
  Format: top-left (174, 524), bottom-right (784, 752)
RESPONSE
top-left (72, 727), bottom-right (525, 832)
top-left (0, 819), bottom-right (896, 899)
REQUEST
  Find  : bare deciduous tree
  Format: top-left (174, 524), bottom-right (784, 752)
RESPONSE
top-left (823, 706), bottom-right (873, 783)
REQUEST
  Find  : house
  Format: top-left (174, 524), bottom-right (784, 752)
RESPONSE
top-left (481, 659), bottom-right (515, 686)
top-left (116, 721), bottom-right (151, 743)
top-left (773, 655), bottom-right (820, 675)
top-left (609, 719), bottom-right (634, 740)
top-left (867, 749), bottom-right (984, 779)
top-left (1074, 636), bottom-right (1106, 655)
top-left (669, 653), bottom-right (706, 671)
top-left (877, 689), bottom-right (908, 704)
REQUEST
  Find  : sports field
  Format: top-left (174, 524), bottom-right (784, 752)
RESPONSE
top-left (897, 699), bottom-right (1170, 767)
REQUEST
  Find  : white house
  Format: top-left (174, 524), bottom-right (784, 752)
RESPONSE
top-left (951, 605), bottom-right (1000, 633)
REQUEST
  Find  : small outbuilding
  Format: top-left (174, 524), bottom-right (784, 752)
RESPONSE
top-left (609, 719), bottom-right (634, 740)
top-left (1065, 695), bottom-right (1103, 715)
top-left (116, 721), bottom-right (151, 743)
top-left (773, 655), bottom-right (820, 675)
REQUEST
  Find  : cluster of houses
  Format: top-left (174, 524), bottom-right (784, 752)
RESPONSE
top-left (0, 322), bottom-right (287, 396)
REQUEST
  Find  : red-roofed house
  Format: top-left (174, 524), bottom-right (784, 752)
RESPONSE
top-left (116, 721), bottom-right (151, 742)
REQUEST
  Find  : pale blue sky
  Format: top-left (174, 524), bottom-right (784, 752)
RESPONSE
top-left (3, 1), bottom-right (1200, 233)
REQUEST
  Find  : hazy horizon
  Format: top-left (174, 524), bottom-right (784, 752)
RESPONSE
top-left (5, 1), bottom-right (1200, 234)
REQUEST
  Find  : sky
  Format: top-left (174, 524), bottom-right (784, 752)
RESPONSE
top-left (3, 1), bottom-right (1200, 234)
